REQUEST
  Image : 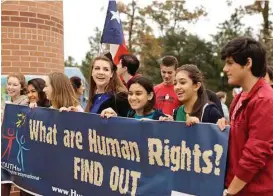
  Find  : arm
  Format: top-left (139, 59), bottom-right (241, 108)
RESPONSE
top-left (22, 146), bottom-right (30, 151)
top-left (228, 99), bottom-right (273, 194)
top-left (226, 176), bottom-right (247, 195)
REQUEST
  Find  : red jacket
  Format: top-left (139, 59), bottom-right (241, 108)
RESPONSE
top-left (225, 79), bottom-right (273, 196)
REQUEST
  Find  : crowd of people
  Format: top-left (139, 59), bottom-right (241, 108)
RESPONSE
top-left (2, 36), bottom-right (273, 196)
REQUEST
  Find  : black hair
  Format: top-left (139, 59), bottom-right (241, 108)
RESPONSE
top-left (206, 89), bottom-right (224, 116)
top-left (127, 76), bottom-right (155, 115)
top-left (119, 54), bottom-right (140, 76)
top-left (176, 64), bottom-right (208, 119)
top-left (28, 78), bottom-right (50, 107)
top-left (70, 76), bottom-right (82, 93)
top-left (104, 52), bottom-right (117, 71)
top-left (221, 37), bottom-right (267, 77)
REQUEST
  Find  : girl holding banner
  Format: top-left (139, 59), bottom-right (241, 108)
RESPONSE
top-left (42, 72), bottom-right (83, 112)
top-left (84, 56), bottom-right (130, 117)
top-left (161, 64), bottom-right (223, 125)
top-left (101, 76), bottom-right (167, 120)
top-left (5, 73), bottom-right (29, 106)
top-left (2, 73), bottom-right (30, 196)
top-left (27, 78), bottom-right (50, 108)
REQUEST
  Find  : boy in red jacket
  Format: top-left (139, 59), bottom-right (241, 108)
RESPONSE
top-left (218, 37), bottom-right (273, 196)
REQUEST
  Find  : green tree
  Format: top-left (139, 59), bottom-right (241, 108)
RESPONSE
top-left (161, 29), bottom-right (222, 91)
top-left (64, 56), bottom-right (78, 67)
top-left (244, 0), bottom-right (273, 64)
top-left (210, 7), bottom-right (255, 101)
top-left (245, 1), bottom-right (272, 41)
top-left (117, 0), bottom-right (152, 53)
top-left (212, 7), bottom-right (253, 50)
top-left (142, 1), bottom-right (207, 35)
top-left (120, 1), bottom-right (207, 84)
top-left (138, 33), bottom-right (163, 84)
top-left (80, 27), bottom-right (102, 80)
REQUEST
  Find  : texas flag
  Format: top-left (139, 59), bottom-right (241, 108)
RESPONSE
top-left (101, 0), bottom-right (128, 65)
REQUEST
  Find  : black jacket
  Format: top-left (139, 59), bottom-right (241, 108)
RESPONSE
top-left (173, 104), bottom-right (223, 124)
top-left (93, 92), bottom-right (130, 117)
top-left (206, 89), bottom-right (224, 116)
top-left (127, 109), bottom-right (166, 120)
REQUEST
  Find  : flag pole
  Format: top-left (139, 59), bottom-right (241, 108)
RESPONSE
top-left (100, 0), bottom-right (128, 64)
top-left (98, 0), bottom-right (107, 56)
top-left (98, 43), bottom-right (103, 56)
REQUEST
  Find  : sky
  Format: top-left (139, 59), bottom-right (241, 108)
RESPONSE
top-left (63, 0), bottom-right (267, 64)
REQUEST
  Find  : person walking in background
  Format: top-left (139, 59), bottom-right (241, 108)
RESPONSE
top-left (216, 91), bottom-right (229, 123)
top-left (116, 54), bottom-right (140, 88)
top-left (206, 89), bottom-right (224, 116)
top-left (154, 56), bottom-right (180, 115)
top-left (70, 76), bottom-right (86, 106)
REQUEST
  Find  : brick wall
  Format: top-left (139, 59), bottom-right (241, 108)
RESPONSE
top-left (1, 0), bottom-right (64, 75)
top-left (1, 1), bottom-right (64, 195)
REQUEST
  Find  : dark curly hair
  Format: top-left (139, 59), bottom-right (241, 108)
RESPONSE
top-left (28, 78), bottom-right (50, 107)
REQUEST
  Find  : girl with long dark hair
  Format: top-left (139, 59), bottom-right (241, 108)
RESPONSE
top-left (172, 64), bottom-right (223, 125)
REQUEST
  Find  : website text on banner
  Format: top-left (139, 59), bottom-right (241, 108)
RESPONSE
top-left (1, 104), bottom-right (229, 196)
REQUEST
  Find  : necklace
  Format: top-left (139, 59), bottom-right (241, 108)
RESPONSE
top-left (98, 94), bottom-right (103, 100)
top-left (95, 89), bottom-right (105, 100)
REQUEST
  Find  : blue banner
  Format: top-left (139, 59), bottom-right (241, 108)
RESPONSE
top-left (1, 104), bottom-right (229, 196)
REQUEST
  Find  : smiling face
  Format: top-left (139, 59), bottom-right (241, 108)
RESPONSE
top-left (27, 84), bottom-right (39, 103)
top-left (128, 83), bottom-right (153, 114)
top-left (6, 76), bottom-right (22, 100)
top-left (92, 59), bottom-right (113, 90)
top-left (43, 76), bottom-right (53, 100)
top-left (174, 71), bottom-right (200, 103)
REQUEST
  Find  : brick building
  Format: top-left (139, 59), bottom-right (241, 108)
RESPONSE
top-left (1, 1), bottom-right (64, 195)
top-left (1, 0), bottom-right (64, 75)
